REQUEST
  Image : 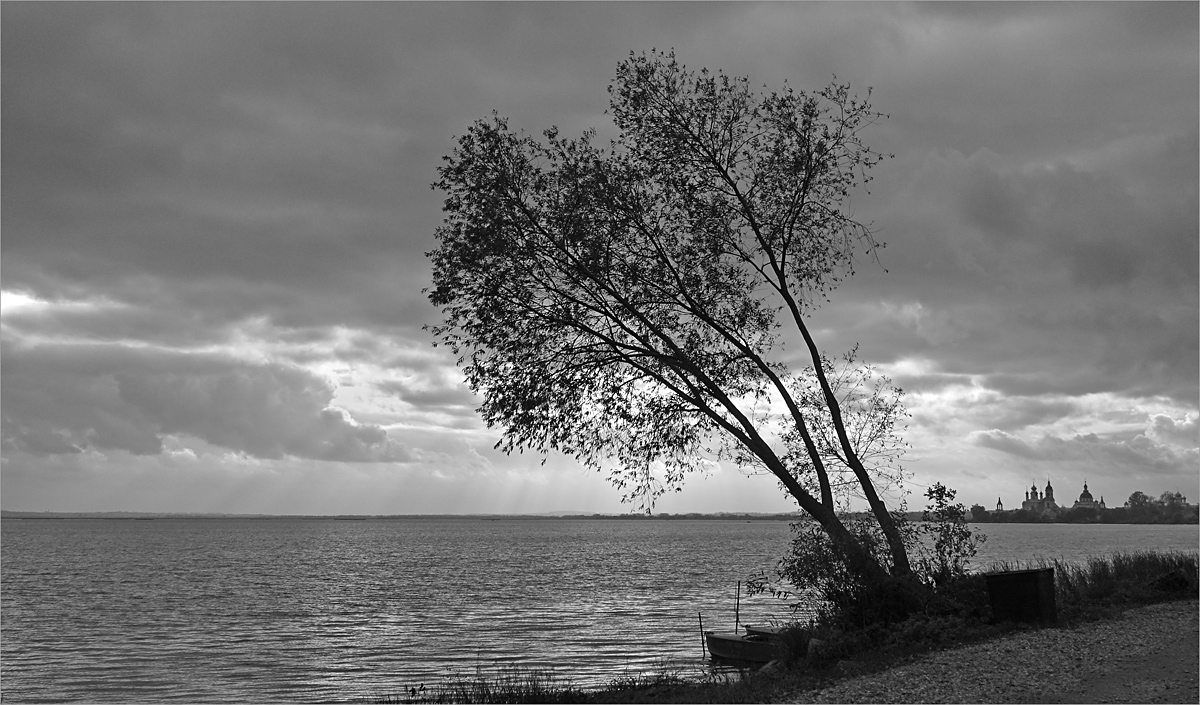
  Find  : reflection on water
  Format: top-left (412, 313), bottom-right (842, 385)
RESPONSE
top-left (2, 517), bottom-right (1195, 702)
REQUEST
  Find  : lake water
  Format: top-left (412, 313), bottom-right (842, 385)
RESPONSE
top-left (2, 517), bottom-right (1196, 703)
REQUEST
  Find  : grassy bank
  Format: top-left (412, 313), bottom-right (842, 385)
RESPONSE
top-left (371, 549), bottom-right (1198, 704)
top-left (372, 664), bottom-right (826, 704)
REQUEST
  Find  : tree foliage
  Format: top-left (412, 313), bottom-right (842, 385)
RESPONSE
top-left (749, 483), bottom-right (986, 628)
top-left (428, 50), bottom-right (910, 578)
top-left (916, 483), bottom-right (985, 587)
top-left (752, 514), bottom-right (920, 630)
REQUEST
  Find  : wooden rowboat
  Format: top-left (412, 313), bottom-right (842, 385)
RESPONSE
top-left (703, 629), bottom-right (782, 663)
top-left (743, 624), bottom-right (784, 639)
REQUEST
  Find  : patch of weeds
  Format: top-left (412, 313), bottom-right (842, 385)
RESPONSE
top-left (372, 667), bottom-right (587, 704)
top-left (991, 550), bottom-right (1198, 628)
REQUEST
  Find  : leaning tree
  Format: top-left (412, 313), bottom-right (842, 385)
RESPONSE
top-left (428, 51), bottom-right (913, 582)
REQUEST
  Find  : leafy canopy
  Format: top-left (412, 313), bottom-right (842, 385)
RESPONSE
top-left (428, 50), bottom-right (897, 513)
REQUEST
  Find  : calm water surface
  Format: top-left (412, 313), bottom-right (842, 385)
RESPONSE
top-left (2, 517), bottom-right (1196, 702)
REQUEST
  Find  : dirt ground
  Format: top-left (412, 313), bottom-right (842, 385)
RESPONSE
top-left (787, 600), bottom-right (1199, 704)
top-left (1033, 612), bottom-right (1199, 704)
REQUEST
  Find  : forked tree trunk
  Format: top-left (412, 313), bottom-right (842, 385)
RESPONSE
top-left (792, 312), bottom-right (914, 578)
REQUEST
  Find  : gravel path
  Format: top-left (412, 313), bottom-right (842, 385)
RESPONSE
top-left (787, 600), bottom-right (1199, 704)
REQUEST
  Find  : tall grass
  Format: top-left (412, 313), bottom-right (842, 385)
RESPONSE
top-left (987, 549), bottom-right (1198, 621)
top-left (371, 663), bottom-right (780, 704)
top-left (373, 667), bottom-right (584, 704)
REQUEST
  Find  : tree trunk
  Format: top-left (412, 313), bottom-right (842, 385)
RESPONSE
top-left (800, 493), bottom-right (893, 584)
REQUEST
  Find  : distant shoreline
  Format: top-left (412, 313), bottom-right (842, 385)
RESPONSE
top-left (3, 510), bottom-right (1197, 524)
top-left (0, 509), bottom-right (801, 521)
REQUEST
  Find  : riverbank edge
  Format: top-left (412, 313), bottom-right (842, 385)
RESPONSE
top-left (570, 597), bottom-right (1196, 703)
top-left (782, 597), bottom-right (1199, 704)
top-left (372, 597), bottom-right (1198, 704)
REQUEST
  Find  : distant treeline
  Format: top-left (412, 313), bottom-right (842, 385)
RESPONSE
top-left (569, 512), bottom-right (798, 520)
top-left (0, 510), bottom-right (801, 521)
top-left (970, 491), bottom-right (1199, 524)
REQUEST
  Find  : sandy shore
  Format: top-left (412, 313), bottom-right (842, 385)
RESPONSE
top-left (786, 599), bottom-right (1199, 704)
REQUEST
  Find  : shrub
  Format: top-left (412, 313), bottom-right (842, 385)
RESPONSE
top-left (751, 482), bottom-right (989, 633)
top-left (914, 483), bottom-right (986, 588)
top-left (749, 513), bottom-right (927, 631)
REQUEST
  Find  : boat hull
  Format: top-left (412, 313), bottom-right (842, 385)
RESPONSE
top-left (743, 624), bottom-right (784, 639)
top-left (704, 631), bottom-right (781, 663)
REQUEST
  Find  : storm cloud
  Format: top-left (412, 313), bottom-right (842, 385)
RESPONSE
top-left (1, 339), bottom-right (409, 463)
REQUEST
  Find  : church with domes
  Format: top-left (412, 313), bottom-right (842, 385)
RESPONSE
top-left (1021, 480), bottom-right (1059, 515)
top-left (1071, 481), bottom-right (1106, 510)
top-left (1013, 480), bottom-right (1105, 516)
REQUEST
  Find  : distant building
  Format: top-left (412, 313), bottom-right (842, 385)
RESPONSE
top-left (1021, 480), bottom-right (1059, 515)
top-left (998, 479), bottom-right (1108, 517)
top-left (1071, 481), bottom-right (1106, 510)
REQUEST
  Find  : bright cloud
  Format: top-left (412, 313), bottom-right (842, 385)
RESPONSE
top-left (1, 337), bottom-right (409, 463)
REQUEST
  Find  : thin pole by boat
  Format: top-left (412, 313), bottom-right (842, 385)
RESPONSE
top-left (734, 580), bottom-right (741, 633)
top-left (698, 612), bottom-right (706, 658)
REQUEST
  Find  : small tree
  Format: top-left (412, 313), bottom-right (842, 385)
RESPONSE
top-left (915, 483), bottom-right (985, 588)
top-left (752, 482), bottom-right (986, 627)
top-left (1126, 490), bottom-right (1152, 509)
top-left (428, 50), bottom-right (912, 582)
top-left (1126, 491), bottom-right (1155, 521)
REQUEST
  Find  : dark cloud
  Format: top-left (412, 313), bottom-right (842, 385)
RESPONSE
top-left (374, 379), bottom-right (479, 424)
top-left (2, 4), bottom-right (434, 339)
top-left (975, 398), bottom-right (1079, 432)
top-left (889, 371), bottom-right (972, 394)
top-left (811, 137), bottom-right (1198, 406)
top-left (969, 427), bottom-right (1198, 478)
top-left (374, 379), bottom-right (472, 410)
top-left (1, 337), bottom-right (409, 463)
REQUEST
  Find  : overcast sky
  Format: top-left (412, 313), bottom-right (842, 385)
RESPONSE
top-left (3, 3), bottom-right (1197, 515)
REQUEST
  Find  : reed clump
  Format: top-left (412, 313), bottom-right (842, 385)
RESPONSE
top-left (990, 549), bottom-right (1198, 623)
top-left (373, 666), bottom-right (763, 704)
top-left (375, 667), bottom-right (583, 704)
